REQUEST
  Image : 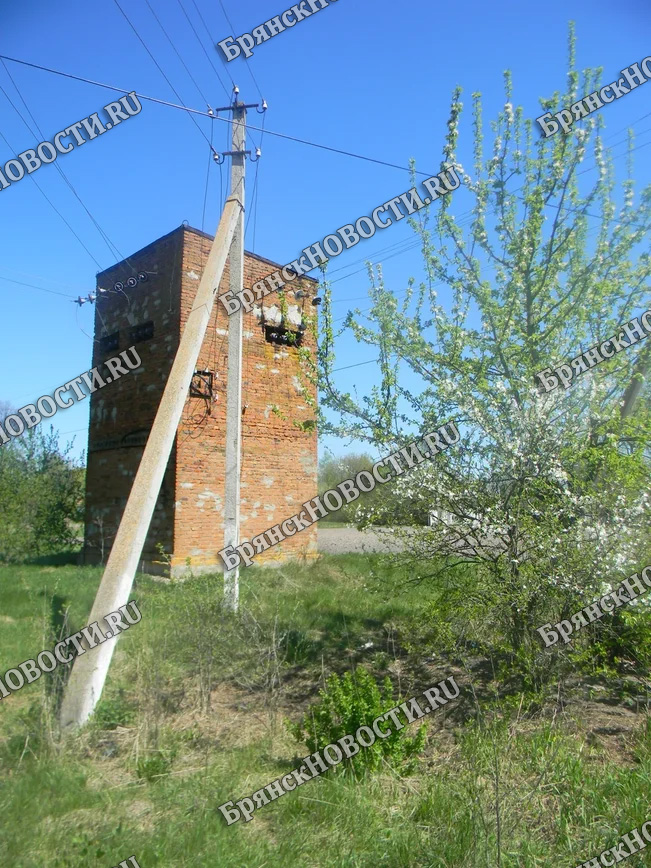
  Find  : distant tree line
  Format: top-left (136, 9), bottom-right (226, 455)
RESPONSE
top-left (318, 451), bottom-right (429, 526)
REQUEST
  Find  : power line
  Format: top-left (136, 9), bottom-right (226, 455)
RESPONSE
top-left (0, 267), bottom-right (89, 292)
top-left (216, 0), bottom-right (264, 101)
top-left (1, 52), bottom-right (649, 293)
top-left (5, 50), bottom-right (650, 216)
top-left (0, 62), bottom-right (124, 264)
top-left (0, 54), bottom-right (411, 172)
top-left (175, 0), bottom-right (232, 100)
top-left (4, 51), bottom-right (651, 201)
top-left (0, 127), bottom-right (104, 269)
top-left (244, 110), bottom-right (265, 249)
top-left (327, 234), bottom-right (422, 278)
top-left (331, 358), bottom-right (378, 372)
top-left (0, 275), bottom-right (77, 298)
top-left (186, 0), bottom-right (235, 87)
top-left (143, 0), bottom-right (212, 107)
top-left (201, 130), bottom-right (213, 237)
top-left (110, 0), bottom-right (216, 153)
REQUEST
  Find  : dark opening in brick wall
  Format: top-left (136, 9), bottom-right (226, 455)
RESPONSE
top-left (100, 332), bottom-right (120, 354)
top-left (264, 324), bottom-right (304, 347)
top-left (129, 321), bottom-right (154, 344)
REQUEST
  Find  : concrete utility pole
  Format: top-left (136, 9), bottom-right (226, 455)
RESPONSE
top-left (59, 90), bottom-right (248, 732)
top-left (222, 102), bottom-right (246, 613)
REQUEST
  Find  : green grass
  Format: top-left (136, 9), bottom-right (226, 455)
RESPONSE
top-left (0, 556), bottom-right (649, 868)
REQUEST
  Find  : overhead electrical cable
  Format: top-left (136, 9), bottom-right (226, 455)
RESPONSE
top-left (215, 0), bottom-right (264, 101)
top-left (109, 0), bottom-right (217, 153)
top-left (3, 51), bottom-right (651, 220)
top-left (175, 0), bottom-right (232, 99)
top-left (143, 0), bottom-right (213, 107)
top-left (0, 64), bottom-right (125, 264)
top-left (0, 275), bottom-right (77, 298)
top-left (0, 126), bottom-right (104, 269)
top-left (186, 0), bottom-right (236, 90)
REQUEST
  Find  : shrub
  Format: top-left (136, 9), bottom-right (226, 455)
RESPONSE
top-left (135, 747), bottom-right (176, 782)
top-left (93, 691), bottom-right (136, 730)
top-left (0, 423), bottom-right (84, 563)
top-left (289, 666), bottom-right (426, 777)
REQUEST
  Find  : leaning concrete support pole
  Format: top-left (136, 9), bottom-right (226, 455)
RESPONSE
top-left (59, 195), bottom-right (243, 733)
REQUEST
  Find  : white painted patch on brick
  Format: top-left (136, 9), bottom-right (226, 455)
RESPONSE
top-left (292, 376), bottom-right (304, 393)
top-left (216, 328), bottom-right (228, 336)
top-left (256, 363), bottom-right (267, 370)
top-left (262, 304), bottom-right (281, 324)
top-left (187, 270), bottom-right (200, 281)
top-left (299, 453), bottom-right (317, 473)
top-left (262, 476), bottom-right (274, 488)
top-left (243, 330), bottom-right (253, 339)
top-left (180, 482), bottom-right (194, 489)
top-left (194, 490), bottom-right (223, 512)
top-left (271, 369), bottom-right (280, 375)
top-left (287, 305), bottom-right (302, 327)
top-left (259, 303), bottom-right (303, 327)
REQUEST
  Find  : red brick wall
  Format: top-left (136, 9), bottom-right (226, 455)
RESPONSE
top-left (173, 228), bottom-right (318, 573)
top-left (83, 225), bottom-right (318, 575)
top-left (83, 227), bottom-right (182, 568)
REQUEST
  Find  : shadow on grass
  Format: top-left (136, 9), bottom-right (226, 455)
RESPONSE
top-left (22, 550), bottom-right (82, 567)
top-left (36, 589), bottom-right (77, 708)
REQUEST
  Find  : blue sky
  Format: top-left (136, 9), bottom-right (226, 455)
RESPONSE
top-left (0, 0), bottom-right (649, 462)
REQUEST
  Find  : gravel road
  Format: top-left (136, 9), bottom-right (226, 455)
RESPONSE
top-left (318, 526), bottom-right (407, 554)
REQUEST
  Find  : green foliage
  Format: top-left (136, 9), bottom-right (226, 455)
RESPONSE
top-left (0, 560), bottom-right (651, 866)
top-left (1, 702), bottom-right (51, 764)
top-left (289, 666), bottom-right (426, 777)
top-left (135, 747), bottom-right (177, 782)
top-left (52, 830), bottom-right (111, 867)
top-left (92, 691), bottom-right (136, 730)
top-left (318, 452), bottom-right (370, 522)
top-left (571, 608), bottom-right (651, 675)
top-left (318, 451), bottom-right (428, 525)
top-left (0, 423), bottom-right (84, 563)
top-left (316, 25), bottom-right (651, 656)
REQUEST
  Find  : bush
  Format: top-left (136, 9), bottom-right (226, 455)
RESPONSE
top-left (0, 422), bottom-right (84, 562)
top-left (135, 747), bottom-right (177, 782)
top-left (92, 691), bottom-right (136, 730)
top-left (289, 666), bottom-right (426, 777)
top-left (571, 607), bottom-right (651, 676)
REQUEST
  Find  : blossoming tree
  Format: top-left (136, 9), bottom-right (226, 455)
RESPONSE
top-left (314, 27), bottom-right (651, 652)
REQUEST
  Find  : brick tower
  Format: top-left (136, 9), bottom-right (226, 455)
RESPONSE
top-left (82, 224), bottom-right (319, 576)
